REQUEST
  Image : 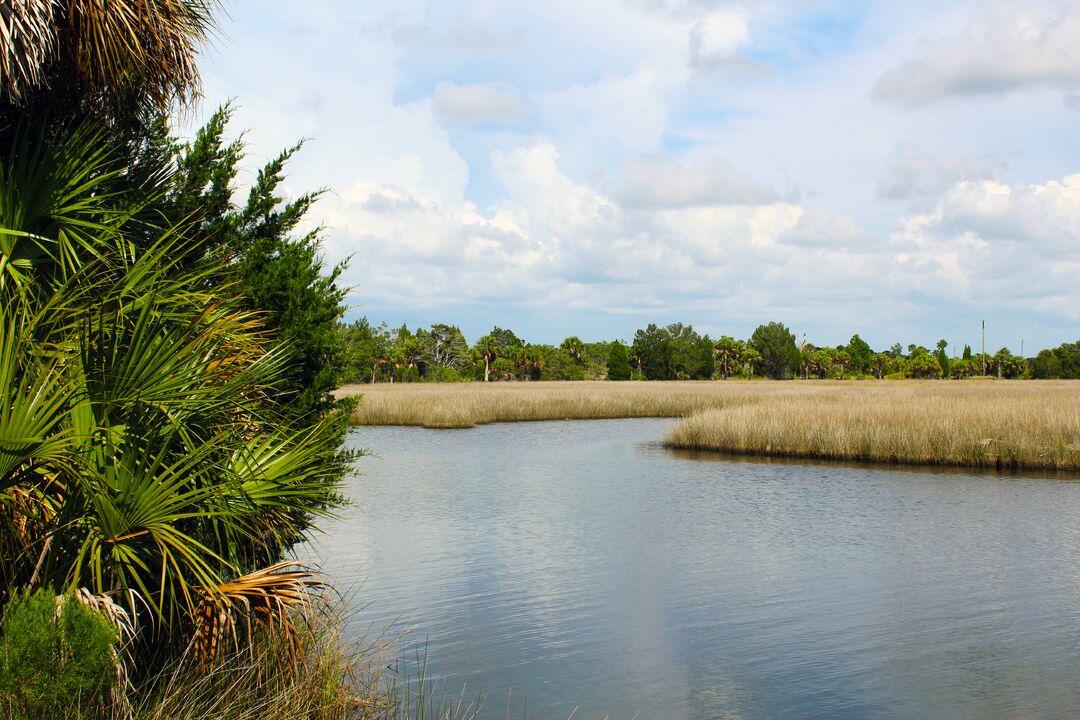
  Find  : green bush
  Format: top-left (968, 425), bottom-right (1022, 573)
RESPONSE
top-left (0, 590), bottom-right (119, 719)
top-left (426, 366), bottom-right (462, 383)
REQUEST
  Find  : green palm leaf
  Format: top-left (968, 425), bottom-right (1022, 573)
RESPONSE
top-left (0, 120), bottom-right (139, 294)
top-left (67, 433), bottom-right (237, 628)
top-left (0, 304), bottom-right (80, 484)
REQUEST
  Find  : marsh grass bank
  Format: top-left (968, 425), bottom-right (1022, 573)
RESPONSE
top-left (342, 380), bottom-right (1080, 472)
top-left (339, 380), bottom-right (764, 428)
top-left (8, 603), bottom-right (483, 720)
top-left (665, 381), bottom-right (1080, 471)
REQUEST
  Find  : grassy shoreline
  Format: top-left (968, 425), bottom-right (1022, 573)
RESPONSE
top-left (340, 380), bottom-right (1080, 472)
top-left (338, 380), bottom-right (761, 428)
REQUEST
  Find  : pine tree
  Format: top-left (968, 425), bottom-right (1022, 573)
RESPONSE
top-left (168, 105), bottom-right (349, 425)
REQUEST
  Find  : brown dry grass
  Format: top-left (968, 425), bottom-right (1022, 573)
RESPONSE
top-left (341, 380), bottom-right (1080, 471)
top-left (665, 380), bottom-right (1080, 471)
top-left (339, 381), bottom-right (765, 429)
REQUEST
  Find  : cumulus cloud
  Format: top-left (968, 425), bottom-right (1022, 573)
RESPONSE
top-left (329, 128), bottom-right (1080, 337)
top-left (876, 0), bottom-right (1080, 102)
top-left (690, 9), bottom-right (750, 58)
top-left (194, 0), bottom-right (1080, 346)
top-left (537, 69), bottom-right (673, 164)
top-left (877, 143), bottom-right (997, 201)
top-left (888, 173), bottom-right (1080, 314)
top-left (937, 175), bottom-right (1080, 254)
top-left (353, 185), bottom-right (425, 214)
top-left (687, 9), bottom-right (770, 78)
top-left (432, 81), bottom-right (530, 124)
top-left (328, 138), bottom-right (889, 320)
top-left (778, 208), bottom-right (869, 249)
top-left (617, 155), bottom-right (778, 208)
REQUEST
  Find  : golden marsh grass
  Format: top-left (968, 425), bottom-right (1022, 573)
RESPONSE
top-left (341, 380), bottom-right (1080, 471)
top-left (340, 380), bottom-right (758, 428)
top-left (666, 380), bottom-right (1080, 471)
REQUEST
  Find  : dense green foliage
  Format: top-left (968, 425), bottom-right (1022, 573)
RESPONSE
top-left (1030, 341), bottom-right (1080, 379)
top-left (631, 323), bottom-right (713, 380)
top-left (165, 106), bottom-right (350, 423)
top-left (0, 5), bottom-right (355, 712)
top-left (606, 342), bottom-right (632, 381)
top-left (0, 590), bottom-right (119, 718)
top-left (0, 121), bottom-right (346, 637)
top-left (338, 317), bottom-right (1047, 383)
top-left (750, 322), bottom-right (800, 380)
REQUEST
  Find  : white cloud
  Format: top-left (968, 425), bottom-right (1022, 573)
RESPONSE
top-left (888, 172), bottom-right (1080, 314)
top-left (353, 185), bottom-right (425, 214)
top-left (192, 0), bottom-right (1080, 348)
top-left (617, 155), bottom-right (778, 208)
top-left (877, 142), bottom-right (997, 201)
top-left (432, 81), bottom-right (530, 124)
top-left (937, 175), bottom-right (1080, 254)
top-left (537, 69), bottom-right (675, 166)
top-left (876, 0), bottom-right (1080, 102)
top-left (778, 208), bottom-right (870, 249)
top-left (690, 9), bottom-right (750, 59)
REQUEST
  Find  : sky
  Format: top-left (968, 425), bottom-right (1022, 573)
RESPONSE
top-left (190, 0), bottom-right (1080, 353)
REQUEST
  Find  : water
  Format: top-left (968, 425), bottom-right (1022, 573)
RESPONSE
top-left (309, 418), bottom-right (1080, 719)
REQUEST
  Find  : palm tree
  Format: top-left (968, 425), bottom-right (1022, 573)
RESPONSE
top-left (474, 334), bottom-right (499, 382)
top-left (742, 347), bottom-right (762, 378)
top-left (1, 0), bottom-right (214, 112)
top-left (560, 336), bottom-right (585, 363)
top-left (713, 336), bottom-right (740, 379)
top-left (0, 121), bottom-right (343, 645)
top-left (870, 353), bottom-right (891, 379)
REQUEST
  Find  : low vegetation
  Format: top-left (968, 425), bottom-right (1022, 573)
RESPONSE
top-left (341, 381), bottom-right (757, 428)
top-left (666, 381), bottom-right (1080, 471)
top-left (120, 611), bottom-right (482, 720)
top-left (346, 381), bottom-right (1080, 472)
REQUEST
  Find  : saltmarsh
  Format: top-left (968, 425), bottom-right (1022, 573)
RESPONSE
top-left (340, 380), bottom-right (760, 428)
top-left (342, 380), bottom-right (1080, 472)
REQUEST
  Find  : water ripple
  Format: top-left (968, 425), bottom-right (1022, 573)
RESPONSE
top-left (307, 419), bottom-right (1080, 720)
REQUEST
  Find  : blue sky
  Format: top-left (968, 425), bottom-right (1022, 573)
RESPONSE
top-left (192, 0), bottom-right (1080, 353)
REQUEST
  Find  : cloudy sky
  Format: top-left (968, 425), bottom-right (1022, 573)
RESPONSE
top-left (192, 0), bottom-right (1080, 352)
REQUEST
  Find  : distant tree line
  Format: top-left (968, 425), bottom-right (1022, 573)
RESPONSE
top-left (339, 319), bottom-right (1076, 382)
top-left (1029, 342), bottom-right (1080, 379)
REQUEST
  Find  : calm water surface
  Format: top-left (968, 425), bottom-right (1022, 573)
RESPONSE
top-left (309, 419), bottom-right (1080, 719)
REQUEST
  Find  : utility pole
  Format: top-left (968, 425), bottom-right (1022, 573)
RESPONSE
top-left (981, 320), bottom-right (986, 376)
top-left (1020, 339), bottom-right (1024, 358)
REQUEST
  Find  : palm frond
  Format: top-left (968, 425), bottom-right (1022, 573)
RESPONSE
top-left (0, 0), bottom-right (216, 110)
top-left (0, 303), bottom-right (80, 484)
top-left (64, 0), bottom-right (215, 109)
top-left (0, 0), bottom-right (59, 103)
top-left (65, 433), bottom-right (239, 629)
top-left (192, 562), bottom-right (326, 668)
top-left (0, 119), bottom-right (136, 294)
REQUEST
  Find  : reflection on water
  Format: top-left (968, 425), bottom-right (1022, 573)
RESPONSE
top-left (306, 418), bottom-right (1080, 720)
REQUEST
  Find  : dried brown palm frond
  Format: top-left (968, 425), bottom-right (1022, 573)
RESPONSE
top-left (0, 0), bottom-right (58, 103)
top-left (192, 562), bottom-right (328, 670)
top-left (0, 0), bottom-right (216, 110)
top-left (72, 587), bottom-right (138, 642)
top-left (63, 0), bottom-right (215, 109)
top-left (68, 588), bottom-right (139, 715)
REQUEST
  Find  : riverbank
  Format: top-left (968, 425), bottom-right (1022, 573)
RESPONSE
top-left (340, 380), bottom-right (1080, 471)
